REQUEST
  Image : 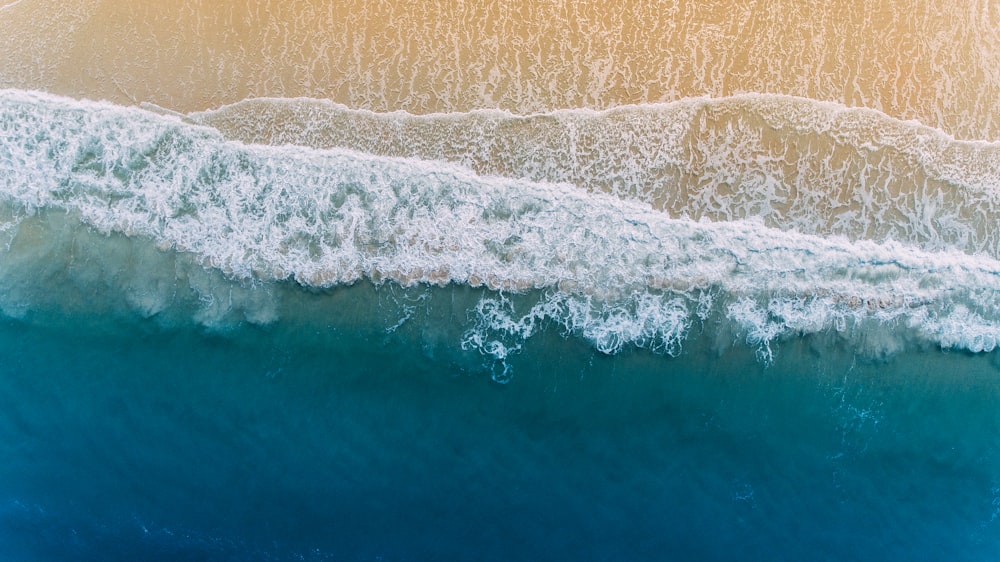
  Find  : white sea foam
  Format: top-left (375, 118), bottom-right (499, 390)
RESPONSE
top-left (0, 0), bottom-right (28, 13)
top-left (3, 90), bottom-right (1000, 363)
top-left (192, 94), bottom-right (1000, 257)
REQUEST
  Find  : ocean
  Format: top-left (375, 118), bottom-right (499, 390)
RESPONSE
top-left (1, 1), bottom-right (999, 560)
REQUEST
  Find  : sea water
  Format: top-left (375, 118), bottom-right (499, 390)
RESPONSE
top-left (0, 90), bottom-right (998, 560)
top-left (1, 1), bottom-right (1000, 559)
top-left (1, 284), bottom-right (999, 560)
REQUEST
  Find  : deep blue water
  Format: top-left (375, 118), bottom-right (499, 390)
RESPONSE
top-left (1, 282), bottom-right (998, 561)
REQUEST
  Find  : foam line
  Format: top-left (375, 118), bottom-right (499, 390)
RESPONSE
top-left (3, 90), bottom-right (1000, 361)
top-left (192, 94), bottom-right (1000, 258)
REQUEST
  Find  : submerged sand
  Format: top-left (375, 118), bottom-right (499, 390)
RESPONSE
top-left (1, 0), bottom-right (998, 139)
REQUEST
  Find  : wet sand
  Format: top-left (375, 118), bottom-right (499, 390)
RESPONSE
top-left (1, 0), bottom-right (998, 139)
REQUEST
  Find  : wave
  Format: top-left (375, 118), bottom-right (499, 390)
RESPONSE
top-left (3, 0), bottom-right (997, 142)
top-left (192, 95), bottom-right (1000, 257)
top-left (3, 89), bottom-right (1000, 369)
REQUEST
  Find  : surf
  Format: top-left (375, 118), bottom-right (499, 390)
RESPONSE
top-left (3, 89), bottom-right (1000, 368)
top-left (193, 94), bottom-right (1000, 257)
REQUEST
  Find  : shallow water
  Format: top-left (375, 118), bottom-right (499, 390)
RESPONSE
top-left (3, 0), bottom-right (998, 140)
top-left (1, 1), bottom-right (999, 559)
top-left (1, 280), bottom-right (999, 560)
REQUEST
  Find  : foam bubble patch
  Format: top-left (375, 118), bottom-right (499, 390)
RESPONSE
top-left (3, 90), bottom-right (1000, 364)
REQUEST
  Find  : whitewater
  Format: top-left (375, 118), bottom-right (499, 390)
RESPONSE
top-left (3, 90), bottom-right (1000, 370)
top-left (2, 1), bottom-right (1000, 559)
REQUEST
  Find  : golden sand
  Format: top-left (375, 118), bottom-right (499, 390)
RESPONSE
top-left (1, 0), bottom-right (998, 139)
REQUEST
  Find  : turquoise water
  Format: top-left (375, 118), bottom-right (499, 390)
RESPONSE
top-left (1, 90), bottom-right (1000, 559)
top-left (1, 281), bottom-right (999, 560)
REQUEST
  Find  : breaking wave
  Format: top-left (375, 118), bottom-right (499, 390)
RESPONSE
top-left (3, 89), bottom-right (1000, 371)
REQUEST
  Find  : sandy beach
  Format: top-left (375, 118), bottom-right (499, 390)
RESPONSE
top-left (0, 0), bottom-right (997, 139)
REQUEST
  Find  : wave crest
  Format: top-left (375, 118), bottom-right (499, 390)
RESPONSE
top-left (193, 94), bottom-right (1000, 257)
top-left (3, 90), bottom-right (1000, 364)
